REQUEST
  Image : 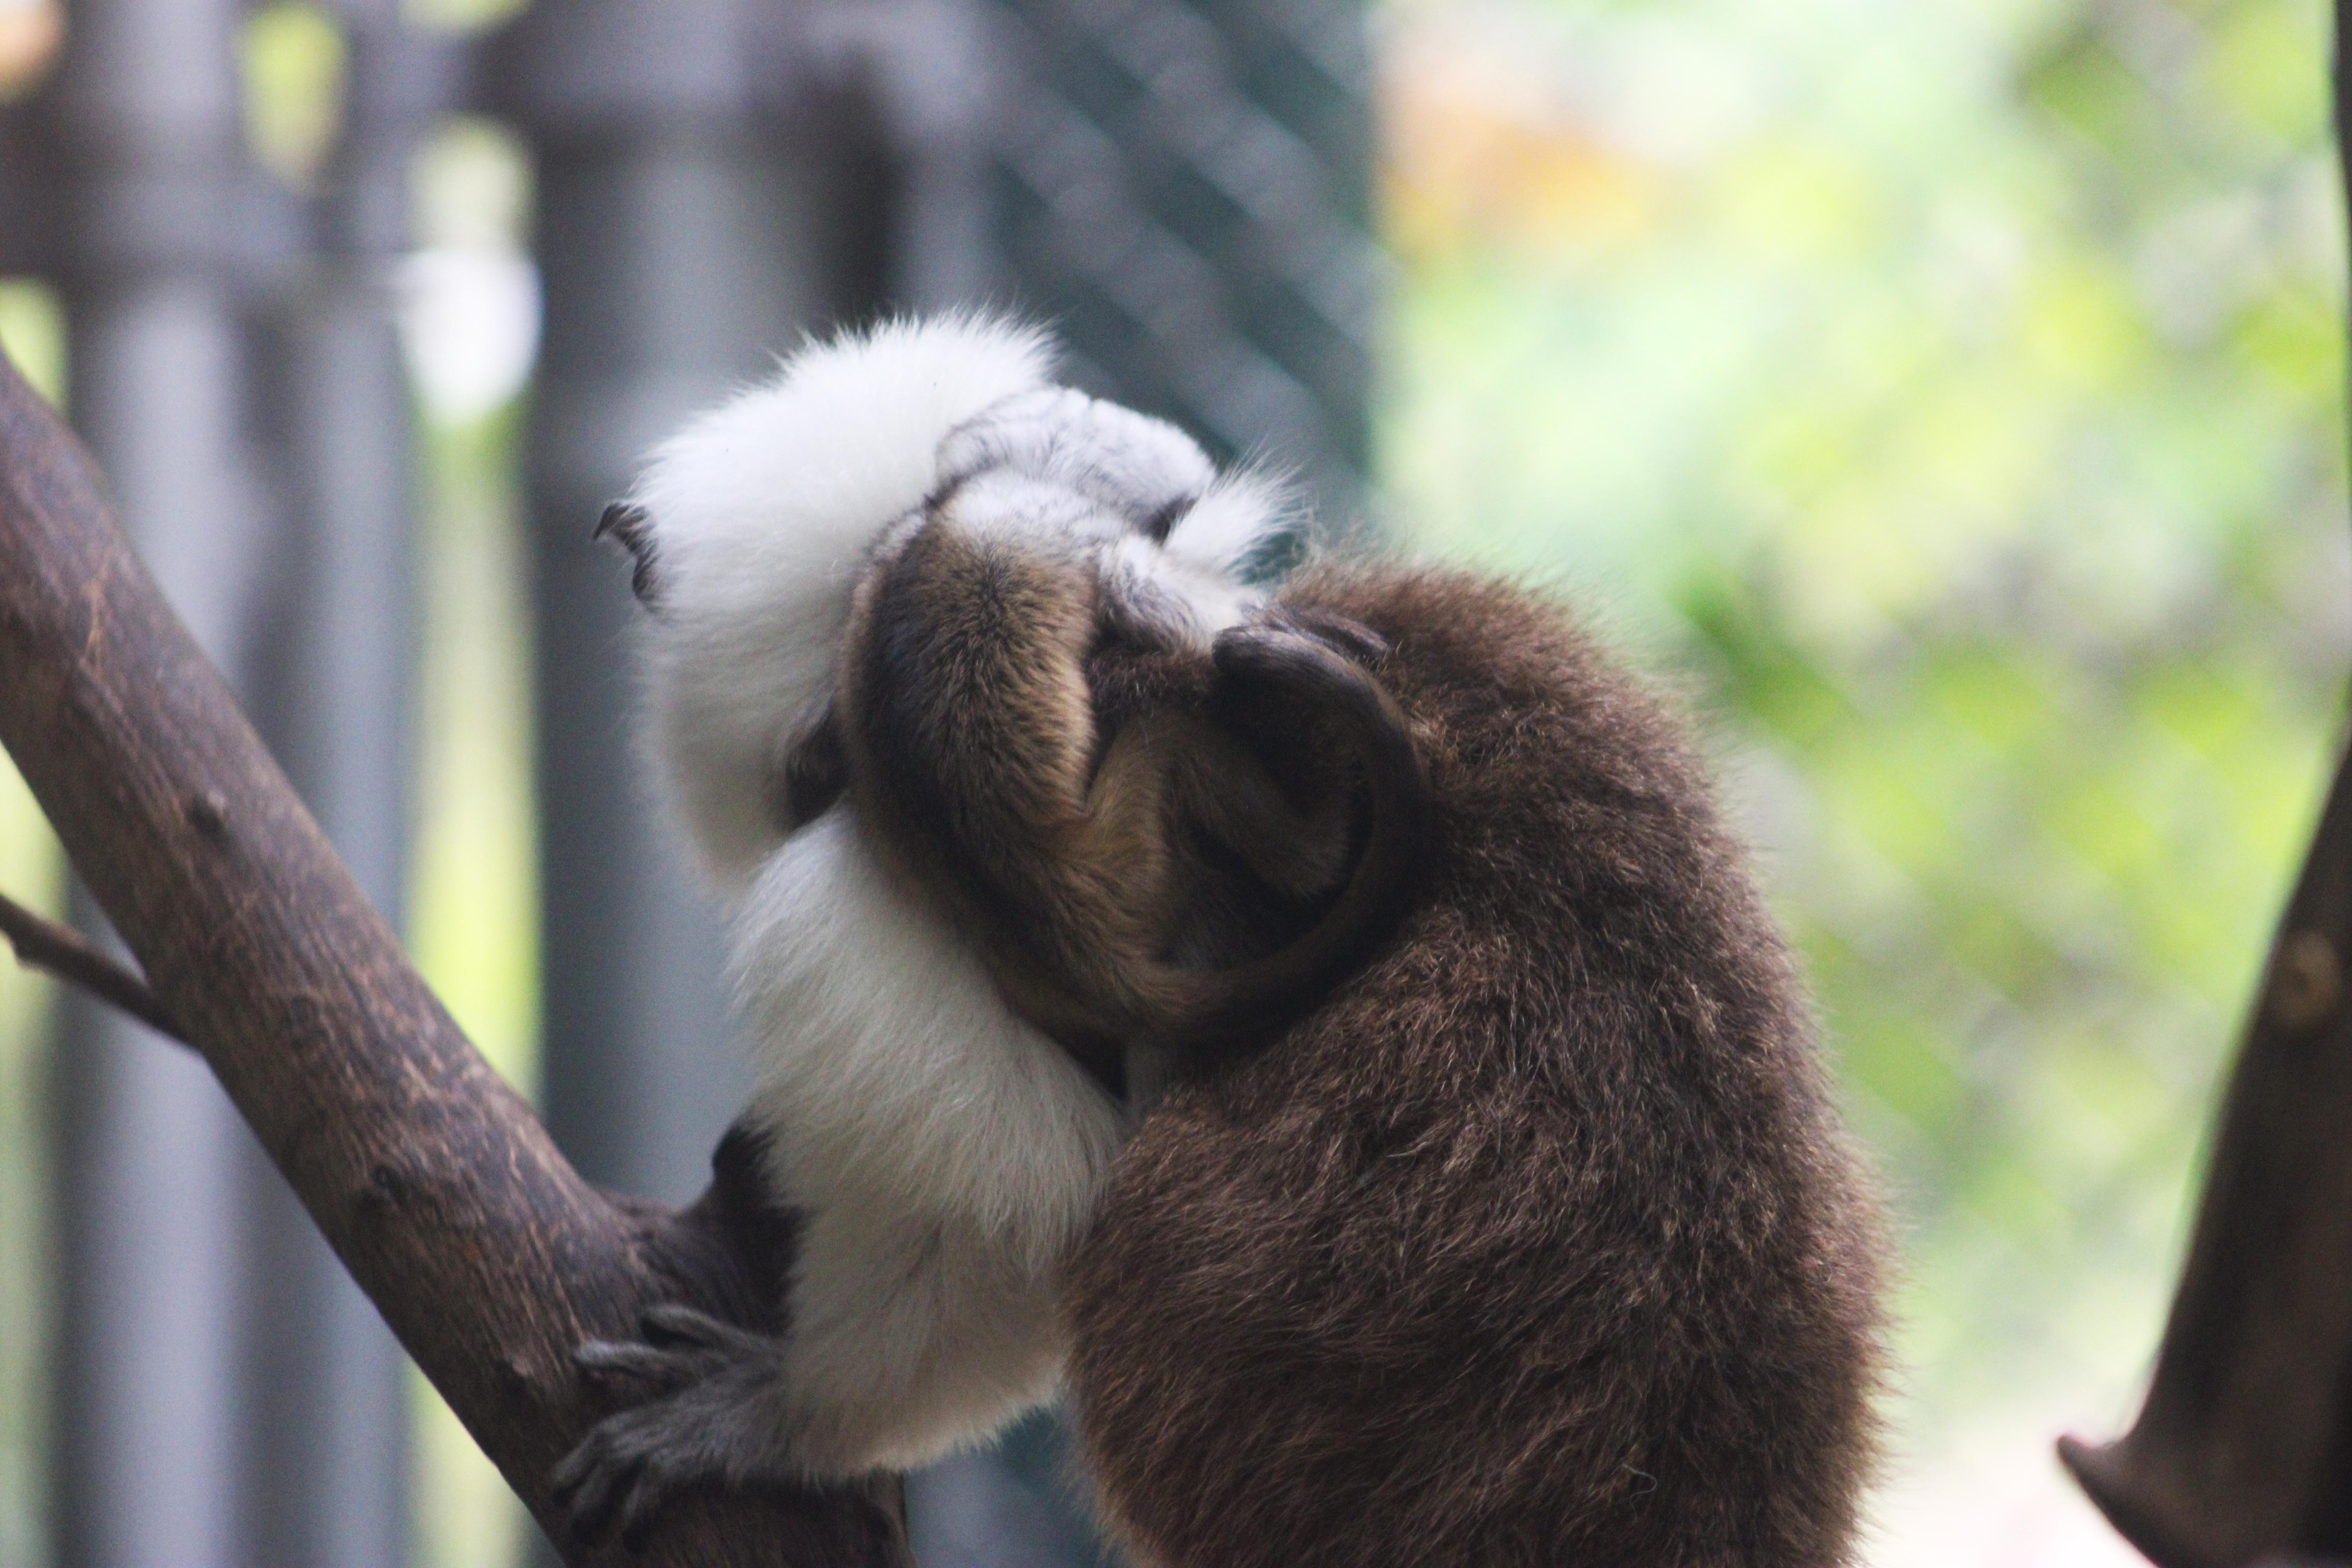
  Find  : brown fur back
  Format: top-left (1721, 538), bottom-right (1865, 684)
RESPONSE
top-left (1063, 564), bottom-right (1886, 1568)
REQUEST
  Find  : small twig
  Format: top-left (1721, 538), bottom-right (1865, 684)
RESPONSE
top-left (0, 887), bottom-right (184, 1041)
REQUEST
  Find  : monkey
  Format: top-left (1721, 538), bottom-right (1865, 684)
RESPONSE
top-left (555, 316), bottom-right (1887, 1566)
top-left (826, 506), bottom-right (1888, 1564)
top-left (550, 315), bottom-right (1428, 1543)
top-left (1056, 561), bottom-right (1888, 1568)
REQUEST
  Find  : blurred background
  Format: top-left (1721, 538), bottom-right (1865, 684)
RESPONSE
top-left (0, 0), bottom-right (2340, 1561)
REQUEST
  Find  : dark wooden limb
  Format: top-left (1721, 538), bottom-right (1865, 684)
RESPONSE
top-left (2058, 738), bottom-right (2352, 1566)
top-left (0, 353), bottom-right (909, 1564)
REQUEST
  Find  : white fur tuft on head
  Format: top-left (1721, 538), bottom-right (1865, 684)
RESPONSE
top-left (628, 314), bottom-right (1056, 887)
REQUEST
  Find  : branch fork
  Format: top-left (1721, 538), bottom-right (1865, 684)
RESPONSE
top-left (0, 350), bottom-right (907, 1564)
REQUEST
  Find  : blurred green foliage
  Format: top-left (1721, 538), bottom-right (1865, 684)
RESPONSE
top-left (242, 2), bottom-right (347, 191)
top-left (1382, 0), bottom-right (2347, 1555)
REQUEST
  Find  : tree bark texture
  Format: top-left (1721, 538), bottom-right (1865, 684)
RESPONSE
top-left (0, 347), bottom-right (910, 1563)
top-left (2057, 739), bottom-right (2352, 1566)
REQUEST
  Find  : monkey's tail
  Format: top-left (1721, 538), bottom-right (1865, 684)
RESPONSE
top-left (1149, 618), bottom-right (1433, 1057)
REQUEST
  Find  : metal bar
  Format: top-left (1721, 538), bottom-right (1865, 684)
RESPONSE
top-left (0, 103), bottom-right (56, 277)
top-left (483, 0), bottom-right (879, 1203)
top-left (228, 4), bottom-right (448, 1561)
top-left (36, 0), bottom-right (272, 1559)
top-left (485, 17), bottom-right (889, 1552)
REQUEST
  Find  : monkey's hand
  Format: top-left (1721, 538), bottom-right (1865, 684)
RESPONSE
top-left (552, 1304), bottom-right (797, 1550)
top-left (1255, 603), bottom-right (1389, 668)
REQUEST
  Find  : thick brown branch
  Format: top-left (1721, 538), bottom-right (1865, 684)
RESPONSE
top-left (0, 887), bottom-right (184, 1040)
top-left (2058, 735), bottom-right (2352, 1565)
top-left (0, 354), bottom-right (908, 1564)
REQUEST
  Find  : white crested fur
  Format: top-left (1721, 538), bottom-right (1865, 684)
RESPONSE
top-left (1166, 468), bottom-right (1295, 580)
top-left (621, 314), bottom-right (1294, 1480)
top-left (729, 810), bottom-right (1127, 1471)
top-left (922, 391), bottom-right (1296, 646)
top-left (634, 314), bottom-right (1055, 888)
top-left (733, 812), bottom-right (1124, 1263)
top-left (935, 386), bottom-right (1216, 526)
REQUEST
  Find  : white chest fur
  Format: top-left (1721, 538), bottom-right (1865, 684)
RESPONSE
top-left (726, 810), bottom-right (1127, 1471)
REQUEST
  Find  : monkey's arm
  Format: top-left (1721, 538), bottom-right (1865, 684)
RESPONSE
top-left (840, 517), bottom-right (1189, 1035)
top-left (842, 512), bottom-right (1433, 1054)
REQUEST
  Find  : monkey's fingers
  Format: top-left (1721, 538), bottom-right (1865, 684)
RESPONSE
top-left (1259, 605), bottom-right (1388, 666)
top-left (639, 1302), bottom-right (768, 1355)
top-left (1148, 619), bottom-right (1431, 1051)
top-left (551, 1395), bottom-right (728, 1550)
top-left (550, 1422), bottom-right (646, 1546)
top-left (572, 1338), bottom-right (703, 1392)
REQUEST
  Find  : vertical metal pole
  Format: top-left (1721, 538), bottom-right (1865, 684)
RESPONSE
top-left (232, 5), bottom-right (445, 1564)
top-left (0, 103), bottom-right (53, 278)
top-left (489, 23), bottom-right (887, 1550)
top-left (486, 0), bottom-right (880, 1200)
top-left (38, 0), bottom-right (271, 1562)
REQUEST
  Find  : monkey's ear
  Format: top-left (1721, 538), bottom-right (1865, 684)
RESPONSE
top-left (595, 502), bottom-right (661, 609)
top-left (773, 702), bottom-right (848, 833)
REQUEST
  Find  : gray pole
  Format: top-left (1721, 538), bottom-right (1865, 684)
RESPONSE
top-left (37, 0), bottom-right (446, 1559)
top-left (487, 19), bottom-right (884, 1546)
top-left (0, 104), bottom-right (53, 278)
top-left (38, 0), bottom-right (276, 1563)
top-left (484, 0), bottom-right (879, 1201)
top-left (232, 4), bottom-right (446, 1564)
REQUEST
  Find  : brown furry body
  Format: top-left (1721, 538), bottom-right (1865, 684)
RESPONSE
top-left (1054, 563), bottom-right (1886, 1568)
top-left (820, 525), bottom-right (1885, 1563)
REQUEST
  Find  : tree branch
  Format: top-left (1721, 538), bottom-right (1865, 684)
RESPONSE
top-left (0, 887), bottom-right (183, 1040)
top-left (0, 352), bottom-right (909, 1564)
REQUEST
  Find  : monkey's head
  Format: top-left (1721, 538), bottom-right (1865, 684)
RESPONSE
top-left (606, 315), bottom-right (1298, 898)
